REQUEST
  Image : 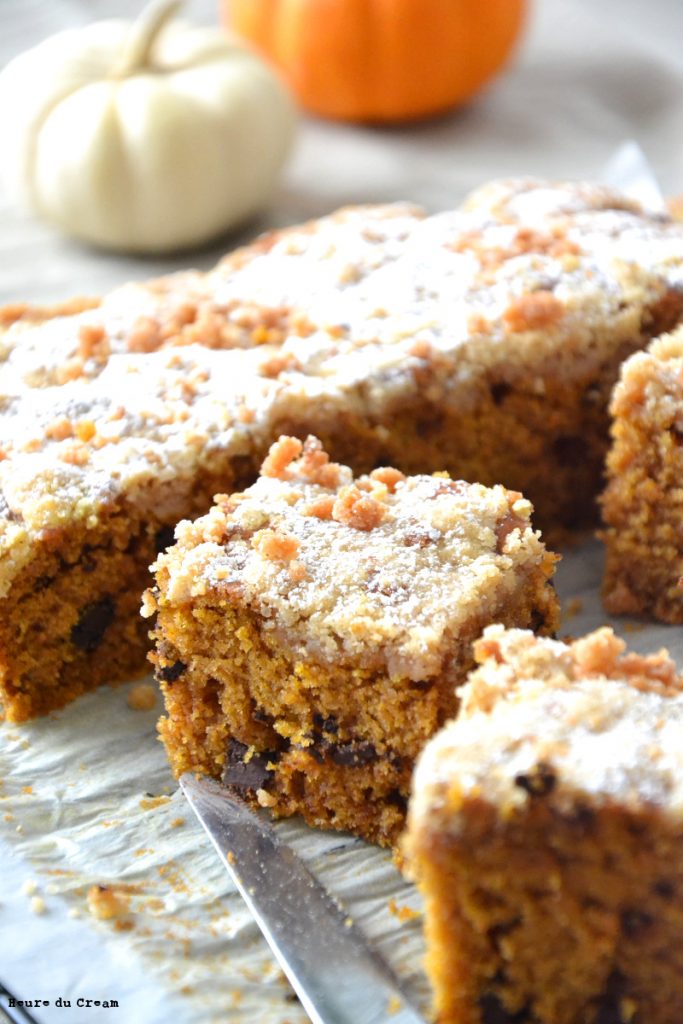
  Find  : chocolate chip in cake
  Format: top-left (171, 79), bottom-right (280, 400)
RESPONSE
top-left (490, 382), bottom-right (512, 406)
top-left (653, 879), bottom-right (674, 899)
top-left (570, 804), bottom-right (596, 833)
top-left (222, 738), bottom-right (278, 792)
top-left (479, 993), bottom-right (532, 1023)
top-left (71, 596), bottom-right (115, 652)
top-left (385, 789), bottom-right (408, 813)
top-left (328, 740), bottom-right (378, 768)
top-left (593, 971), bottom-right (630, 1024)
top-left (81, 544), bottom-right (97, 573)
top-left (409, 679), bottom-right (434, 692)
top-left (514, 763), bottom-right (556, 797)
top-left (154, 525), bottom-right (176, 554)
top-left (303, 739), bottom-right (325, 765)
top-left (620, 908), bottom-right (653, 937)
top-left (313, 713), bottom-right (339, 735)
top-left (156, 660), bottom-right (186, 683)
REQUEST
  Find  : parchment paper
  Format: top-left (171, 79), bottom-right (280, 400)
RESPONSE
top-left (3, 2), bottom-right (683, 1022)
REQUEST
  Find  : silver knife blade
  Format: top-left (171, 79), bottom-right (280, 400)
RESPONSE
top-left (180, 773), bottom-right (425, 1024)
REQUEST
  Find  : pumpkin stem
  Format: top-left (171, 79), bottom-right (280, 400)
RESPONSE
top-left (112, 0), bottom-right (183, 77)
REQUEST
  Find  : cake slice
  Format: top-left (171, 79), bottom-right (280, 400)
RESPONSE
top-left (405, 625), bottom-right (683, 1024)
top-left (602, 327), bottom-right (683, 622)
top-left (145, 436), bottom-right (559, 847)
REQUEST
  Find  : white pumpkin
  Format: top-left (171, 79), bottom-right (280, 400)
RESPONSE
top-left (0, 0), bottom-right (296, 253)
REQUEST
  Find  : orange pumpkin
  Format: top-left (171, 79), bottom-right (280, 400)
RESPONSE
top-left (223, 0), bottom-right (528, 123)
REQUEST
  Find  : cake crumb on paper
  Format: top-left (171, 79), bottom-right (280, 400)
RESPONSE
top-left (388, 897), bottom-right (421, 922)
top-left (87, 884), bottom-right (130, 921)
top-left (127, 683), bottom-right (157, 711)
top-left (139, 795), bottom-right (171, 811)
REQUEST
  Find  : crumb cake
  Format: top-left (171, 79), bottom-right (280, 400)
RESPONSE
top-left (602, 327), bottom-right (683, 622)
top-left (145, 436), bottom-right (559, 847)
top-left (406, 625), bottom-right (683, 1024)
top-left (3, 177), bottom-right (683, 720)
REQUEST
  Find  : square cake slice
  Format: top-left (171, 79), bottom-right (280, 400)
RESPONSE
top-left (145, 436), bottom-right (559, 847)
top-left (405, 625), bottom-right (683, 1024)
top-left (602, 327), bottom-right (683, 622)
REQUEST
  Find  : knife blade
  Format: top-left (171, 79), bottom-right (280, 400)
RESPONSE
top-left (180, 773), bottom-right (426, 1024)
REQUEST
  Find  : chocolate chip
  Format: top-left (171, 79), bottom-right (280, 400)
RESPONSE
top-left (626, 819), bottom-right (647, 837)
top-left (313, 714), bottom-right (339, 735)
top-left (479, 993), bottom-right (531, 1023)
top-left (529, 601), bottom-right (555, 634)
top-left (620, 908), bottom-right (653, 937)
top-left (570, 804), bottom-right (596, 832)
top-left (81, 544), bottom-right (97, 573)
top-left (222, 738), bottom-right (278, 792)
top-left (552, 434), bottom-right (589, 467)
top-left (71, 596), bottom-right (115, 652)
top-left (156, 660), bottom-right (186, 683)
top-left (328, 740), bottom-right (378, 767)
top-left (490, 382), bottom-right (512, 406)
top-left (593, 971), bottom-right (629, 1024)
top-left (304, 740), bottom-right (325, 765)
top-left (154, 525), bottom-right (175, 554)
top-left (385, 789), bottom-right (408, 813)
top-left (654, 880), bottom-right (674, 898)
top-left (514, 763), bottom-right (556, 796)
top-left (488, 918), bottom-right (521, 947)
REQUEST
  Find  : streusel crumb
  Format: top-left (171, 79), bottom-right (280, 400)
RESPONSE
top-left (260, 436), bottom-right (303, 479)
top-left (252, 528), bottom-right (300, 561)
top-left (332, 485), bottom-right (386, 531)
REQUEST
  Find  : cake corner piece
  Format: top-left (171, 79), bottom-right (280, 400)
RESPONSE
top-left (146, 434), bottom-right (559, 847)
top-left (405, 625), bottom-right (683, 1024)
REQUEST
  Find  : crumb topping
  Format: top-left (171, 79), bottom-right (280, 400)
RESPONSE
top-left (3, 180), bottom-right (683, 597)
top-left (331, 485), bottom-right (385, 531)
top-left (151, 437), bottom-right (553, 680)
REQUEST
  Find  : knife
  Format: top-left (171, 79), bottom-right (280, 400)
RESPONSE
top-left (180, 773), bottom-right (426, 1024)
